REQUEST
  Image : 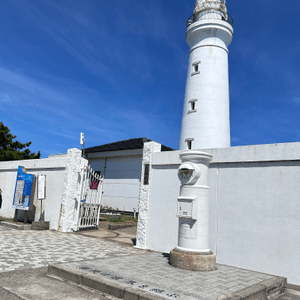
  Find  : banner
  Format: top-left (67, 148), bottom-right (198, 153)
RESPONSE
top-left (13, 166), bottom-right (35, 211)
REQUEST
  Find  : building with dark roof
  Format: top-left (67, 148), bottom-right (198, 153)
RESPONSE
top-left (85, 138), bottom-right (173, 212)
top-left (85, 137), bottom-right (173, 154)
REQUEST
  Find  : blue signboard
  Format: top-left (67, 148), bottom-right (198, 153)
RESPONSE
top-left (13, 166), bottom-right (35, 211)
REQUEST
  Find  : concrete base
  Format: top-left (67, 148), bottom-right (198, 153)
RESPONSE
top-left (170, 247), bottom-right (216, 271)
top-left (31, 221), bottom-right (50, 230)
top-left (0, 221), bottom-right (32, 230)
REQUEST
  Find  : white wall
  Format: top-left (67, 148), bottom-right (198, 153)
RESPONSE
top-left (88, 149), bottom-right (143, 212)
top-left (137, 142), bottom-right (300, 285)
top-left (0, 156), bottom-right (67, 230)
top-left (0, 148), bottom-right (87, 232)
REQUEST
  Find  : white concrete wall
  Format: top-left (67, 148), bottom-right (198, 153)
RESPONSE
top-left (88, 149), bottom-right (144, 212)
top-left (0, 156), bottom-right (67, 230)
top-left (138, 142), bottom-right (300, 285)
top-left (0, 148), bottom-right (87, 231)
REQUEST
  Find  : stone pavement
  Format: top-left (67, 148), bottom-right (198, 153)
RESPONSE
top-left (0, 226), bottom-right (288, 300)
top-left (0, 227), bottom-right (145, 273)
top-left (50, 252), bottom-right (285, 300)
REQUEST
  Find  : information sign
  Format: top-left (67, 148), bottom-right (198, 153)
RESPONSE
top-left (13, 166), bottom-right (35, 211)
top-left (38, 175), bottom-right (46, 199)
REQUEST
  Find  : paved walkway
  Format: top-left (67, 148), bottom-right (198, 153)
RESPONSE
top-left (0, 227), bottom-right (144, 273)
top-left (59, 252), bottom-right (274, 300)
top-left (0, 226), bottom-right (290, 300)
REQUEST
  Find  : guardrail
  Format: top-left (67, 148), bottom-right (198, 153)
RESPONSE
top-left (186, 12), bottom-right (234, 28)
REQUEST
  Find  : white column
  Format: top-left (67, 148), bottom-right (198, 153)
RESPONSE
top-left (136, 141), bottom-right (162, 249)
top-left (170, 150), bottom-right (215, 271)
top-left (177, 151), bottom-right (213, 252)
top-left (59, 148), bottom-right (88, 232)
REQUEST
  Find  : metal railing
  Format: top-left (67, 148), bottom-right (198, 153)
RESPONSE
top-left (74, 165), bottom-right (104, 231)
top-left (186, 11), bottom-right (234, 28)
top-left (194, 0), bottom-right (227, 15)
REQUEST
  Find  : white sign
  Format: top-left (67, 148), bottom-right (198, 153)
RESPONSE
top-left (14, 180), bottom-right (25, 205)
top-left (38, 175), bottom-right (46, 200)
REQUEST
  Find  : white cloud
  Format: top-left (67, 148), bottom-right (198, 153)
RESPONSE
top-left (292, 97), bottom-right (300, 104)
top-left (1, 94), bottom-right (11, 102)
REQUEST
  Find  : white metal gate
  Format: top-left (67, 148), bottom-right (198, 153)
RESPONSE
top-left (75, 165), bottom-right (104, 231)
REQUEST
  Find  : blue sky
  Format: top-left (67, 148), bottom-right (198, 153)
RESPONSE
top-left (0, 0), bottom-right (300, 158)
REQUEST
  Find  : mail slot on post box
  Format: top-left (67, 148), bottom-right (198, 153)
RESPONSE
top-left (177, 197), bottom-right (197, 220)
top-left (178, 162), bottom-right (201, 185)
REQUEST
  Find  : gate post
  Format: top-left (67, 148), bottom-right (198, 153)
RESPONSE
top-left (59, 148), bottom-right (88, 232)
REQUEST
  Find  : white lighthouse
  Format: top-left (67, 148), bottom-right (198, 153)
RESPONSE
top-left (179, 0), bottom-right (234, 150)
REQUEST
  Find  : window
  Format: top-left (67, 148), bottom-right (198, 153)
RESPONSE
top-left (188, 99), bottom-right (198, 114)
top-left (185, 138), bottom-right (194, 150)
top-left (191, 61), bottom-right (201, 76)
top-left (143, 164), bottom-right (150, 185)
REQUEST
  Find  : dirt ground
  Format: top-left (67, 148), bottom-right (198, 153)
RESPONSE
top-left (76, 224), bottom-right (137, 246)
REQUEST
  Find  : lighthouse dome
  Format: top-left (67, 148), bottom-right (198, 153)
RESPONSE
top-left (194, 0), bottom-right (227, 22)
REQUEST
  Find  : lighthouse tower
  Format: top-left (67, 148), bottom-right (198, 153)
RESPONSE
top-left (179, 0), bottom-right (234, 150)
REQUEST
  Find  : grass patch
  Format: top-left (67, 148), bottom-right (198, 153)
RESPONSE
top-left (0, 217), bottom-right (31, 224)
top-left (0, 217), bottom-right (14, 222)
top-left (101, 215), bottom-right (138, 224)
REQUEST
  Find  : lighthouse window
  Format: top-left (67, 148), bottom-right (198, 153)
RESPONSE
top-left (185, 138), bottom-right (194, 150)
top-left (188, 99), bottom-right (198, 114)
top-left (192, 61), bottom-right (201, 76)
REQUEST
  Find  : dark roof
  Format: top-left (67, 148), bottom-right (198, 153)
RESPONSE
top-left (85, 137), bottom-right (173, 153)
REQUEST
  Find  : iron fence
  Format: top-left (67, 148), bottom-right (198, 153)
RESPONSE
top-left (186, 12), bottom-right (234, 28)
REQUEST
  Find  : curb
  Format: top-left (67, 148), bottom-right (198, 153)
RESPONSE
top-left (0, 286), bottom-right (25, 300)
top-left (217, 276), bottom-right (287, 300)
top-left (0, 221), bottom-right (32, 230)
top-left (48, 263), bottom-right (287, 300)
top-left (48, 264), bottom-right (171, 300)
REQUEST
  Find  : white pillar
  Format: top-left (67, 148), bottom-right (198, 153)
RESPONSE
top-left (136, 141), bottom-right (162, 249)
top-left (179, 0), bottom-right (233, 150)
top-left (59, 148), bottom-right (88, 232)
top-left (170, 150), bottom-right (215, 271)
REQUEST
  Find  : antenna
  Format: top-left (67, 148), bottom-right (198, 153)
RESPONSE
top-left (80, 132), bottom-right (85, 157)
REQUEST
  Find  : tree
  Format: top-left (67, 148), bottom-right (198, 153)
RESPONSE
top-left (0, 122), bottom-right (41, 161)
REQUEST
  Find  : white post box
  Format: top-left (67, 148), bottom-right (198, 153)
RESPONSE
top-left (170, 150), bottom-right (216, 271)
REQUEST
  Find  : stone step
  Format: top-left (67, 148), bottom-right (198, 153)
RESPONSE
top-left (218, 277), bottom-right (286, 300)
top-left (47, 252), bottom-right (287, 300)
top-left (0, 221), bottom-right (32, 230)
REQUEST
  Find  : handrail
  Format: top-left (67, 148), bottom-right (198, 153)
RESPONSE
top-left (194, 1), bottom-right (227, 15)
top-left (186, 11), bottom-right (234, 28)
